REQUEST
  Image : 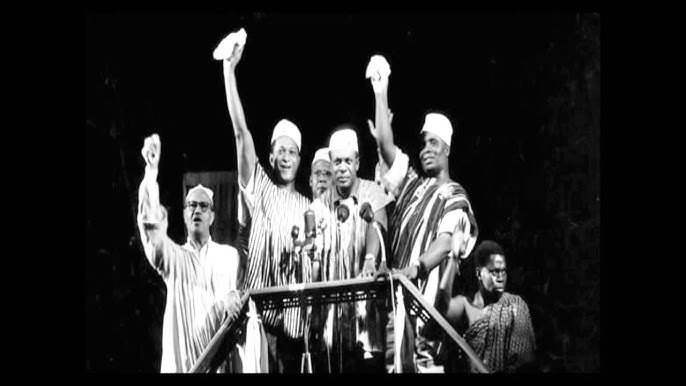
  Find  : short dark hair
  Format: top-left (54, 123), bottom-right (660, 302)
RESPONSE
top-left (473, 240), bottom-right (506, 268)
top-left (453, 240), bottom-right (506, 297)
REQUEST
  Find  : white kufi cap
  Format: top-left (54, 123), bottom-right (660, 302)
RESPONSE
top-left (186, 183), bottom-right (214, 206)
top-left (421, 113), bottom-right (453, 148)
top-left (271, 119), bottom-right (302, 152)
top-left (312, 147), bottom-right (330, 166)
top-left (328, 129), bottom-right (358, 153)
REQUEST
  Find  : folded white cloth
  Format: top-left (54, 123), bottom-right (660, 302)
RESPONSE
top-left (239, 299), bottom-right (268, 373)
top-left (213, 28), bottom-right (247, 60)
top-left (365, 55), bottom-right (391, 80)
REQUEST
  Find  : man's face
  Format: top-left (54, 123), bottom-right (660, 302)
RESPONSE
top-left (419, 132), bottom-right (450, 176)
top-left (478, 254), bottom-right (507, 294)
top-left (330, 148), bottom-right (359, 191)
top-left (183, 189), bottom-right (215, 240)
top-left (310, 159), bottom-right (332, 199)
top-left (269, 136), bottom-right (301, 185)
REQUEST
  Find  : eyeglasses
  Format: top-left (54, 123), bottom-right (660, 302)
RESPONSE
top-left (185, 201), bottom-right (212, 212)
top-left (488, 268), bottom-right (507, 278)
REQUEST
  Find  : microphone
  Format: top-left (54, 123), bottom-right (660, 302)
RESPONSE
top-left (336, 203), bottom-right (350, 223)
top-left (302, 209), bottom-right (318, 274)
top-left (333, 203), bottom-right (350, 281)
top-left (291, 225), bottom-right (300, 240)
top-left (304, 209), bottom-right (316, 239)
top-left (359, 202), bottom-right (374, 223)
top-left (359, 202), bottom-right (389, 274)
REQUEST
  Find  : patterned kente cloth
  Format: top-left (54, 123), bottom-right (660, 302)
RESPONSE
top-left (462, 292), bottom-right (536, 373)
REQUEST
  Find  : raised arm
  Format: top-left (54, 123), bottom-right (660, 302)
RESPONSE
top-left (367, 55), bottom-right (396, 167)
top-left (137, 134), bottom-right (175, 276)
top-left (222, 37), bottom-right (257, 188)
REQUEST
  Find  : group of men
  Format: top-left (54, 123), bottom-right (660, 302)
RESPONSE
top-left (135, 28), bottom-right (535, 374)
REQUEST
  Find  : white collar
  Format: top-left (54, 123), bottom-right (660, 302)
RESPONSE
top-left (186, 235), bottom-right (213, 252)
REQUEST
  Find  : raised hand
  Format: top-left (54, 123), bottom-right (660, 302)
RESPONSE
top-left (224, 44), bottom-right (245, 70)
top-left (451, 212), bottom-right (472, 261)
top-left (141, 134), bottom-right (161, 171)
top-left (395, 264), bottom-right (418, 280)
top-left (359, 257), bottom-right (377, 278)
top-left (367, 110), bottom-right (393, 141)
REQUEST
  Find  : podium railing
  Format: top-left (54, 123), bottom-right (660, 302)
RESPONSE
top-left (250, 276), bottom-right (390, 310)
top-left (190, 275), bottom-right (489, 373)
top-left (189, 292), bottom-right (251, 373)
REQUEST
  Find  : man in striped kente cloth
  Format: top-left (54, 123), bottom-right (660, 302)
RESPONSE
top-left (365, 54), bottom-right (479, 373)
top-left (218, 28), bottom-right (311, 373)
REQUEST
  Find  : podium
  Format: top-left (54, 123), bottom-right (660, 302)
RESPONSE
top-left (190, 275), bottom-right (489, 373)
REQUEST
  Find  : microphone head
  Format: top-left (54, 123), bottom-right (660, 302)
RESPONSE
top-left (304, 209), bottom-right (316, 238)
top-left (291, 225), bottom-right (300, 239)
top-left (336, 204), bottom-right (350, 222)
top-left (359, 202), bottom-right (374, 223)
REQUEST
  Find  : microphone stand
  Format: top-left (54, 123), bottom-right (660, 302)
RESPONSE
top-left (293, 226), bottom-right (315, 373)
top-left (361, 204), bottom-right (400, 372)
top-left (333, 204), bottom-right (349, 373)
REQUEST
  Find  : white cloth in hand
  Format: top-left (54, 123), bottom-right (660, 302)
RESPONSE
top-left (213, 28), bottom-right (247, 60)
top-left (365, 55), bottom-right (391, 80)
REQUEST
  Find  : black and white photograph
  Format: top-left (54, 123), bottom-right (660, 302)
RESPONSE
top-left (85, 12), bottom-right (600, 373)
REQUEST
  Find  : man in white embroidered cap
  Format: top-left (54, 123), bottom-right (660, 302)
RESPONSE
top-left (310, 147), bottom-right (332, 199)
top-left (308, 126), bottom-right (392, 373)
top-left (136, 134), bottom-right (242, 373)
top-left (219, 28), bottom-right (311, 373)
top-left (365, 54), bottom-right (479, 373)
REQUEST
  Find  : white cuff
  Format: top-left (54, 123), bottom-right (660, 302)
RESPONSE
top-left (380, 146), bottom-right (409, 198)
top-left (237, 167), bottom-right (257, 226)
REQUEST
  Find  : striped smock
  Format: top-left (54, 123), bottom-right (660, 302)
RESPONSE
top-left (238, 162), bottom-right (311, 338)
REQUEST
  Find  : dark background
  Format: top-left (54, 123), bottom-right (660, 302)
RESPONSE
top-left (85, 12), bottom-right (600, 372)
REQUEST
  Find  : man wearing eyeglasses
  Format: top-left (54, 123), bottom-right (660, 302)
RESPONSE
top-left (137, 134), bottom-right (243, 373)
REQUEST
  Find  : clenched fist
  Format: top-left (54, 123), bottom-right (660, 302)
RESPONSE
top-left (141, 134), bottom-right (161, 171)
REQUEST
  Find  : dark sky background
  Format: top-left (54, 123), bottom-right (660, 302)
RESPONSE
top-left (86, 12), bottom-right (600, 372)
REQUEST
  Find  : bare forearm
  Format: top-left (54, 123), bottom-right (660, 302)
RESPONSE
top-left (440, 259), bottom-right (458, 302)
top-left (374, 90), bottom-right (396, 166)
top-left (223, 64), bottom-right (257, 187)
top-left (419, 233), bottom-right (452, 272)
top-left (364, 223), bottom-right (382, 261)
